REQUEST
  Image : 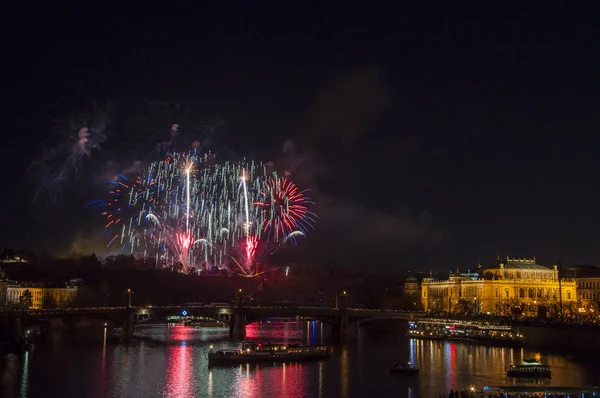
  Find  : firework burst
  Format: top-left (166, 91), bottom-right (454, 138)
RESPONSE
top-left (255, 177), bottom-right (317, 242)
top-left (90, 150), bottom-right (316, 274)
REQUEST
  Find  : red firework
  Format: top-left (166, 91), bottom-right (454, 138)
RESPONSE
top-left (254, 177), bottom-right (315, 241)
top-left (245, 235), bottom-right (259, 264)
top-left (176, 232), bottom-right (194, 249)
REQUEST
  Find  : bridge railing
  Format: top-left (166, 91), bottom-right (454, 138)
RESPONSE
top-left (1, 305), bottom-right (426, 317)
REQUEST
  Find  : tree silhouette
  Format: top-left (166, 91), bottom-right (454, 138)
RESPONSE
top-left (19, 289), bottom-right (33, 309)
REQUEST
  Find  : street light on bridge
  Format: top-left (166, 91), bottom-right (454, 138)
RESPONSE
top-left (335, 290), bottom-right (349, 309)
top-left (126, 288), bottom-right (134, 308)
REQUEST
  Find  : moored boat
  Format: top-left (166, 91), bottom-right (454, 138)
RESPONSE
top-left (184, 320), bottom-right (227, 328)
top-left (506, 358), bottom-right (551, 378)
top-left (407, 318), bottom-right (523, 347)
top-left (208, 343), bottom-right (333, 367)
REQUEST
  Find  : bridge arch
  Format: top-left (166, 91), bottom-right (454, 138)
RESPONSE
top-left (135, 307), bottom-right (232, 326)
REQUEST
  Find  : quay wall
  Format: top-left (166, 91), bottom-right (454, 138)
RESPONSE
top-left (517, 324), bottom-right (600, 354)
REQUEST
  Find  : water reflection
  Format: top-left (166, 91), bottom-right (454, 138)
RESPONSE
top-left (19, 351), bottom-right (28, 398)
top-left (1, 321), bottom-right (597, 397)
top-left (281, 362), bottom-right (286, 396)
top-left (408, 337), bottom-right (588, 393)
top-left (318, 360), bottom-right (324, 398)
top-left (340, 346), bottom-right (349, 398)
top-left (164, 328), bottom-right (195, 398)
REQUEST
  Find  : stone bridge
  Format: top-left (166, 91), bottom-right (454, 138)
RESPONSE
top-left (141, 305), bottom-right (424, 338)
top-left (0, 307), bottom-right (138, 339)
top-left (1, 305), bottom-right (425, 340)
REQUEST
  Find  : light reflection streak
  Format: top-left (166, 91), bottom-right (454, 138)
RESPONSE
top-left (164, 327), bottom-right (194, 398)
top-left (102, 327), bottom-right (107, 367)
top-left (320, 322), bottom-right (323, 343)
top-left (95, 326), bottom-right (109, 397)
top-left (306, 322), bottom-right (310, 345)
top-left (318, 360), bottom-right (324, 398)
top-left (281, 363), bottom-right (286, 397)
top-left (208, 370), bottom-right (213, 398)
top-left (340, 346), bottom-right (349, 398)
top-left (444, 343), bottom-right (451, 389)
top-left (234, 363), bottom-right (265, 397)
top-left (19, 351), bottom-right (29, 398)
top-left (450, 343), bottom-right (457, 389)
top-left (428, 341), bottom-right (435, 372)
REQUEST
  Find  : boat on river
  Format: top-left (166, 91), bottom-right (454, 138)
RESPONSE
top-left (184, 319), bottom-right (227, 328)
top-left (208, 343), bottom-right (333, 367)
top-left (506, 358), bottom-right (551, 378)
top-left (477, 385), bottom-right (600, 397)
top-left (407, 318), bottom-right (523, 347)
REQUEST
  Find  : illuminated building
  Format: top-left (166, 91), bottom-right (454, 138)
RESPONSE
top-left (565, 265), bottom-right (600, 314)
top-left (421, 257), bottom-right (577, 317)
top-left (0, 255), bottom-right (26, 263)
top-left (0, 273), bottom-right (7, 306)
top-left (403, 276), bottom-right (421, 297)
top-left (6, 279), bottom-right (80, 309)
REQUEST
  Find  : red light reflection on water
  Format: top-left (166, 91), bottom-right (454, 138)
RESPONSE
top-left (169, 325), bottom-right (193, 341)
top-left (280, 363), bottom-right (305, 397)
top-left (234, 364), bottom-right (263, 397)
top-left (164, 327), bottom-right (195, 398)
top-left (445, 342), bottom-right (457, 389)
top-left (245, 322), bottom-right (260, 339)
top-left (234, 363), bottom-right (307, 397)
top-left (245, 321), bottom-right (304, 341)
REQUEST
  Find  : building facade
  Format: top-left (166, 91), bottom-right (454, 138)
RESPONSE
top-left (565, 266), bottom-right (600, 315)
top-left (421, 257), bottom-right (577, 317)
top-left (6, 280), bottom-right (80, 309)
top-left (403, 276), bottom-right (421, 297)
top-left (0, 280), bottom-right (7, 307)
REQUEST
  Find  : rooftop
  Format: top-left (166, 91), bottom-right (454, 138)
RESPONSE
top-left (498, 261), bottom-right (551, 270)
top-left (7, 280), bottom-right (79, 288)
top-left (492, 256), bottom-right (554, 271)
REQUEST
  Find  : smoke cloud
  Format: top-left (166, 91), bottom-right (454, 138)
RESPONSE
top-left (274, 68), bottom-right (442, 267)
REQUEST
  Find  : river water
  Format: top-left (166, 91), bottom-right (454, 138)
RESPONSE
top-left (1, 319), bottom-right (598, 397)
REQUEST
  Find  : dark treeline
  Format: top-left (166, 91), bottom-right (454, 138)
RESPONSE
top-left (1, 250), bottom-right (420, 310)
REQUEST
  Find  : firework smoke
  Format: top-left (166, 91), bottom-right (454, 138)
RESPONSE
top-left (29, 100), bottom-right (113, 207)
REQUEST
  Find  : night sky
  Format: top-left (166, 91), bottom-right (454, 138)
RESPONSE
top-left (2, 4), bottom-right (600, 271)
